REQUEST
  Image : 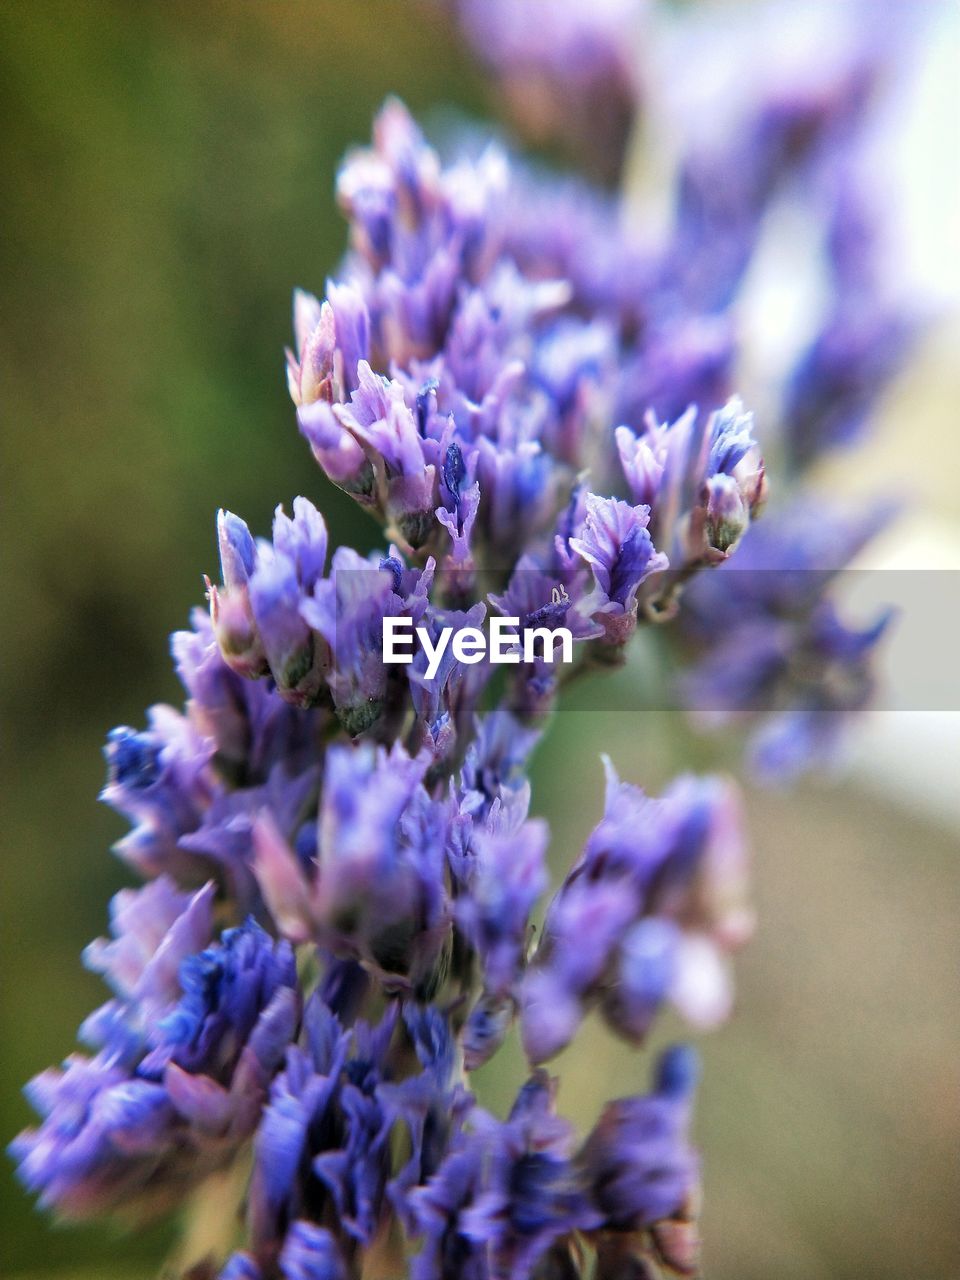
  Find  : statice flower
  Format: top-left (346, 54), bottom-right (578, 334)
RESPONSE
top-left (12, 0), bottom-right (920, 1273)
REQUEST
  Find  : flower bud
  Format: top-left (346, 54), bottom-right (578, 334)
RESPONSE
top-left (703, 472), bottom-right (749, 554)
top-left (287, 291), bottom-right (336, 407)
top-left (249, 546), bottom-right (324, 707)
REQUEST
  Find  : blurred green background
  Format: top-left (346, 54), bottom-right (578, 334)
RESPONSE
top-left (1, 3), bottom-right (957, 1278)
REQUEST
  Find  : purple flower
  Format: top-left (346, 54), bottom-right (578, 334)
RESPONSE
top-left (745, 601), bottom-right (894, 784)
top-left (436, 442), bottom-right (482, 571)
top-left (488, 552), bottom-right (598, 645)
top-left (298, 399), bottom-right (373, 499)
top-left (456, 820), bottom-right (548, 999)
top-left (152, 918), bottom-right (297, 1079)
top-left (209, 500), bottom-right (331, 707)
top-left (569, 495), bottom-right (668, 644)
top-left (663, 0), bottom-right (903, 314)
top-left (172, 608), bottom-right (321, 780)
top-left (694, 398), bottom-right (766, 560)
top-left (10, 895), bottom-right (298, 1220)
top-left (615, 397), bottom-right (764, 577)
top-left (81, 878), bottom-right (215, 1063)
top-left (246, 1000), bottom-right (349, 1258)
top-left (209, 510), bottom-right (268, 679)
top-left (254, 742), bottom-right (453, 994)
top-left (383, 1008), bottom-right (475, 1233)
top-left (409, 1073), bottom-right (597, 1280)
top-left (487, 553), bottom-right (600, 721)
top-left (315, 744), bottom-right (450, 988)
top-left (461, 1073), bottom-right (599, 1280)
top-left (407, 600), bottom-right (490, 750)
top-left (406, 1127), bottom-right (489, 1280)
top-left (519, 883), bottom-right (633, 1066)
top-left (497, 167), bottom-right (650, 322)
top-left (177, 760), bottom-right (321, 913)
top-left (103, 610), bottom-right (326, 911)
top-left (244, 994), bottom-right (474, 1273)
top-left (783, 306), bottom-right (913, 470)
top-left (310, 1012), bottom-right (401, 1247)
top-left (457, 710), bottom-right (541, 822)
top-left (331, 363), bottom-right (441, 549)
top-left (248, 546), bottom-right (322, 708)
top-left (679, 497), bottom-right (894, 779)
top-left (286, 280), bottom-right (371, 409)
top-left (456, 820), bottom-right (549, 1070)
top-left (521, 760), bottom-right (751, 1062)
top-left (299, 548), bottom-right (403, 736)
top-left (279, 1222), bottom-right (348, 1280)
top-left (13, 7), bottom-right (919, 1262)
top-left (336, 98), bottom-right (498, 364)
top-left (286, 289), bottom-right (336, 408)
top-left (626, 318), bottom-right (736, 430)
top-left (101, 710), bottom-right (216, 882)
top-left (580, 1046), bottom-right (699, 1233)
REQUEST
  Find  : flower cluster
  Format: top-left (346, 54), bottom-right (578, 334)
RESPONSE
top-left (14, 647), bottom-right (721, 1278)
top-left (13, 0), bottom-right (917, 1276)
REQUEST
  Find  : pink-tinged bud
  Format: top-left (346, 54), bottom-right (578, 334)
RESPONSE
top-left (209, 510), bottom-right (269, 676)
top-left (651, 1198), bottom-right (701, 1278)
top-left (288, 284), bottom-right (371, 408)
top-left (292, 287), bottom-right (323, 353)
top-left (668, 934), bottom-right (733, 1029)
top-left (207, 580), bottom-right (267, 679)
top-left (326, 280), bottom-right (370, 397)
top-left (297, 400), bottom-right (375, 499)
top-left (695, 778), bottom-right (755, 951)
top-left (163, 1063), bottom-right (234, 1134)
top-left (295, 296), bottom-right (335, 401)
top-left (741, 454), bottom-right (767, 518)
top-left (252, 815), bottom-right (315, 945)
